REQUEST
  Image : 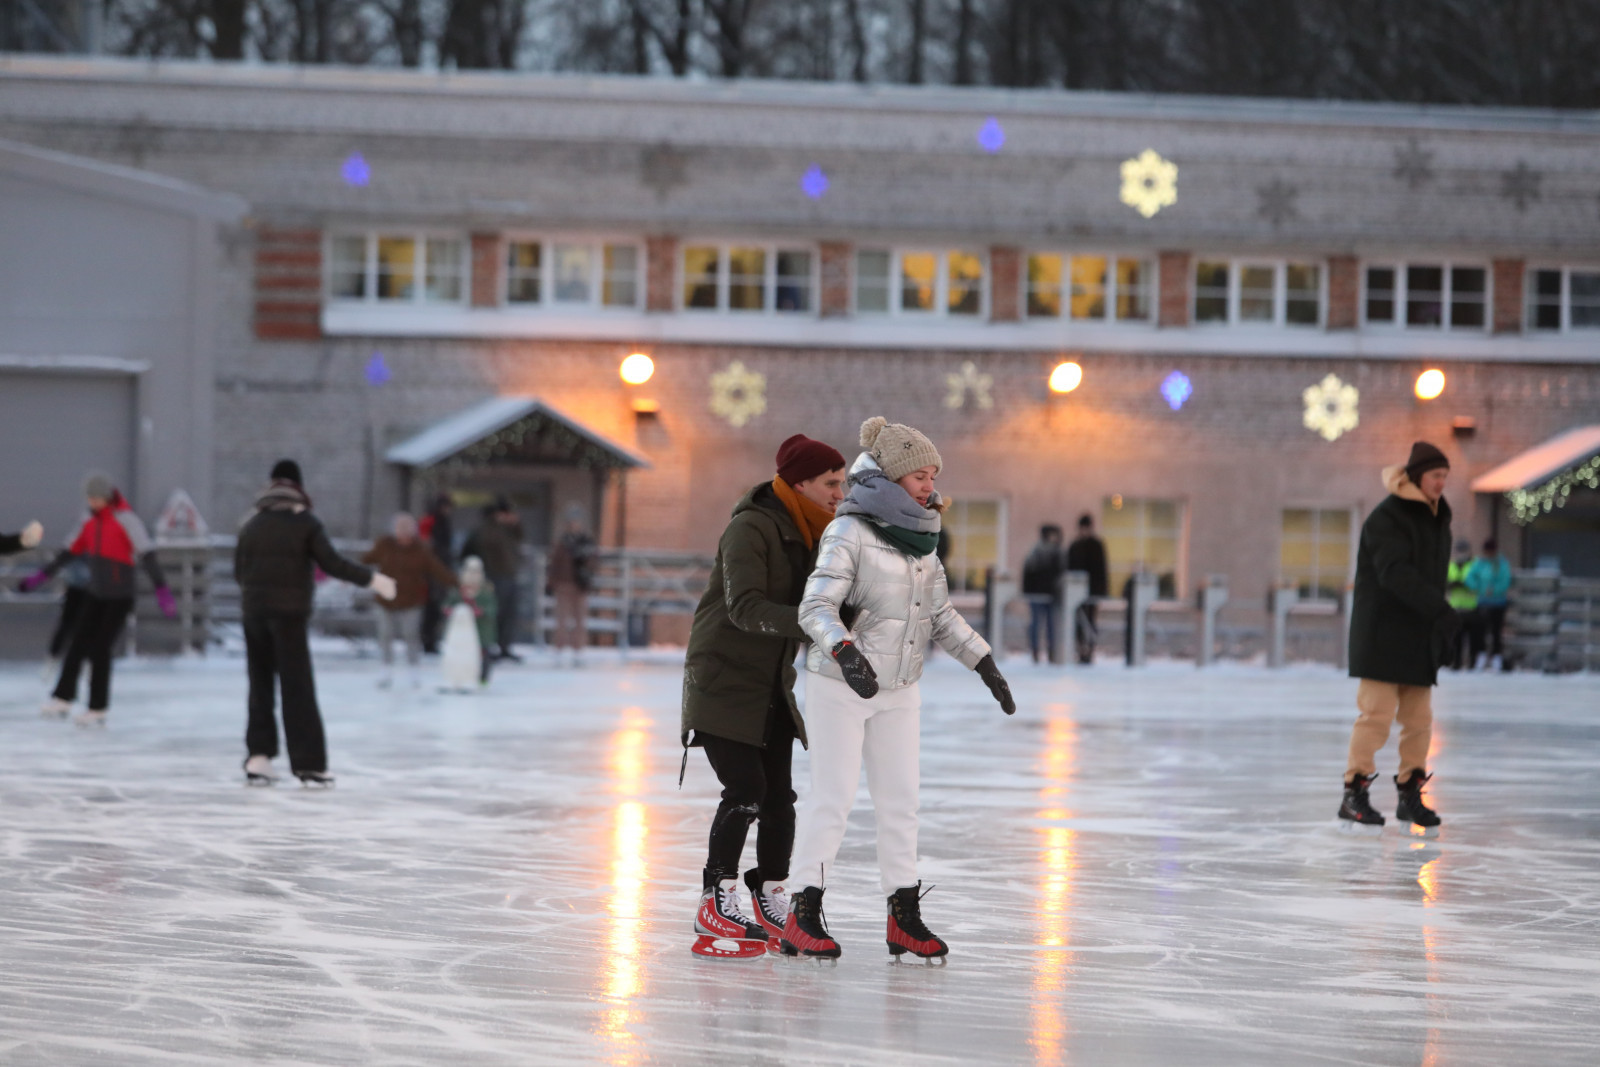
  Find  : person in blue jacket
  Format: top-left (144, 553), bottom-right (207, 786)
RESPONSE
top-left (1465, 538), bottom-right (1514, 671)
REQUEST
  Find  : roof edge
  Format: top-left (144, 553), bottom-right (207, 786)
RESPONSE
top-left (0, 135), bottom-right (248, 221)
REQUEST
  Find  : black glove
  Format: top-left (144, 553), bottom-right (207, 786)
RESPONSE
top-left (831, 640), bottom-right (879, 700)
top-left (975, 654), bottom-right (1016, 715)
top-left (1436, 607), bottom-right (1463, 647)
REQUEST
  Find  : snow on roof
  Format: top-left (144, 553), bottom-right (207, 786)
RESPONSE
top-left (1470, 425), bottom-right (1600, 493)
top-left (385, 396), bottom-right (649, 470)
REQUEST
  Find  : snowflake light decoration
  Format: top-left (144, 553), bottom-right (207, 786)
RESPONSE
top-left (1120, 149), bottom-right (1177, 218)
top-left (945, 361), bottom-right (993, 411)
top-left (1302, 374), bottom-right (1359, 442)
top-left (977, 118), bottom-right (1005, 153)
top-left (341, 152), bottom-right (371, 187)
top-left (800, 164), bottom-right (829, 200)
top-left (1160, 371), bottom-right (1192, 411)
top-left (364, 351), bottom-right (391, 386)
top-left (709, 361), bottom-right (767, 428)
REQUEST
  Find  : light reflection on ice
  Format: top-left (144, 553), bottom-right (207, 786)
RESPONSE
top-left (600, 708), bottom-right (652, 1059)
top-left (1031, 707), bottom-right (1079, 1064)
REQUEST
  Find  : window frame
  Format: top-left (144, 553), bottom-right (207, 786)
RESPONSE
top-left (1360, 260), bottom-right (1491, 331)
top-left (499, 234), bottom-right (645, 312)
top-left (1525, 264), bottom-right (1600, 333)
top-left (852, 247), bottom-right (989, 318)
top-left (1190, 258), bottom-right (1326, 328)
top-left (676, 240), bottom-right (820, 316)
top-left (1022, 251), bottom-right (1156, 325)
top-left (325, 229), bottom-right (472, 307)
top-left (940, 496), bottom-right (1008, 595)
top-left (1100, 495), bottom-right (1188, 602)
top-left (1278, 505), bottom-right (1357, 606)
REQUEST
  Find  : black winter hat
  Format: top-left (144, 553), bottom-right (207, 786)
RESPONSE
top-left (1403, 441), bottom-right (1449, 486)
top-left (270, 459), bottom-right (304, 485)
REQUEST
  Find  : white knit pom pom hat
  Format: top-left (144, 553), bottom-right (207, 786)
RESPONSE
top-left (860, 416), bottom-right (942, 482)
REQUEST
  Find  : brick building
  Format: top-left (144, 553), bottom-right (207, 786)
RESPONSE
top-left (3, 56), bottom-right (1598, 636)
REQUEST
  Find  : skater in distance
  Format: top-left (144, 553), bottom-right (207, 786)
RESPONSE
top-left (1340, 441), bottom-right (1458, 832)
top-left (0, 517), bottom-right (44, 555)
top-left (783, 417), bottom-right (1015, 963)
top-left (681, 433), bottom-right (847, 960)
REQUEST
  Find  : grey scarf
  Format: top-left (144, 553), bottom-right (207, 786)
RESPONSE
top-left (835, 453), bottom-right (942, 534)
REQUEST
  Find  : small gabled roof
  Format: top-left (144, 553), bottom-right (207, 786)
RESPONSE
top-left (386, 395), bottom-right (649, 471)
top-left (0, 136), bottom-right (247, 221)
top-left (1471, 425), bottom-right (1600, 493)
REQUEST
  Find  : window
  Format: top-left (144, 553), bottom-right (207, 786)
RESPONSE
top-left (855, 249), bottom-right (986, 317)
top-left (1025, 253), bottom-right (1153, 323)
top-left (1193, 260), bottom-right (1323, 326)
top-left (680, 243), bottom-right (815, 313)
top-left (504, 239), bottom-right (641, 309)
top-left (1363, 263), bottom-right (1488, 330)
top-left (942, 499), bottom-right (1003, 593)
top-left (1280, 508), bottom-right (1353, 603)
top-left (327, 232), bottom-right (468, 305)
top-left (1527, 267), bottom-right (1600, 332)
top-left (1102, 496), bottom-right (1183, 599)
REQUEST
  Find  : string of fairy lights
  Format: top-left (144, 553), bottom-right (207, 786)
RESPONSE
top-left (1506, 452), bottom-right (1600, 526)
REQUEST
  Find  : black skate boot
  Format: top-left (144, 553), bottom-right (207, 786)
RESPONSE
top-left (743, 868), bottom-right (789, 942)
top-left (1395, 771), bottom-right (1441, 829)
top-left (1338, 772), bottom-right (1385, 829)
top-left (295, 769), bottom-right (336, 788)
top-left (694, 869), bottom-right (766, 942)
top-left (780, 886), bottom-right (841, 959)
top-left (886, 882), bottom-right (948, 964)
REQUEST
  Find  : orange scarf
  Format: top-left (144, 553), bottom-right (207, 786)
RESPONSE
top-left (772, 476), bottom-right (834, 550)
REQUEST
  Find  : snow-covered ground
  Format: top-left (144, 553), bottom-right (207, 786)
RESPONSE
top-left (2, 649), bottom-right (1598, 1066)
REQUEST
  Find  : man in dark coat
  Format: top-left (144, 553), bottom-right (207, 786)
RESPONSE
top-left (1064, 513), bottom-right (1109, 664)
top-left (462, 500), bottom-right (524, 662)
top-left (1021, 525), bottom-right (1065, 663)
top-left (234, 460), bottom-right (395, 787)
top-left (1340, 441), bottom-right (1459, 830)
top-left (419, 494), bottom-right (455, 654)
top-left (681, 434), bottom-right (846, 947)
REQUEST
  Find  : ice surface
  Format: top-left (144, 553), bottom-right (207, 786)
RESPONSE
top-left (2, 650), bottom-right (1599, 1066)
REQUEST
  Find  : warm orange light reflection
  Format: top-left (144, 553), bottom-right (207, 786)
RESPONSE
top-left (620, 353), bottom-right (655, 386)
top-left (1031, 711), bottom-right (1079, 1065)
top-left (1414, 368), bottom-right (1445, 401)
top-left (1419, 854), bottom-right (1442, 1066)
top-left (599, 710), bottom-right (652, 1062)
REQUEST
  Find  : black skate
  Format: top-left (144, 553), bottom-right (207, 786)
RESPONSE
top-left (295, 770), bottom-right (336, 789)
top-left (886, 882), bottom-right (948, 964)
top-left (1395, 771), bottom-right (1441, 832)
top-left (780, 886), bottom-right (840, 960)
top-left (1338, 772), bottom-right (1384, 833)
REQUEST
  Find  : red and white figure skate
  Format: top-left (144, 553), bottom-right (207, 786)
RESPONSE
top-left (743, 868), bottom-right (789, 946)
top-left (691, 873), bottom-right (768, 960)
top-left (886, 882), bottom-right (948, 965)
top-left (779, 885), bottom-right (841, 961)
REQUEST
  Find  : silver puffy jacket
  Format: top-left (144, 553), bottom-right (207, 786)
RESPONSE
top-left (799, 516), bottom-right (991, 691)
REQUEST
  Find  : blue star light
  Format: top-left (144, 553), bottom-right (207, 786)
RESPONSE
top-left (800, 164), bottom-right (829, 200)
top-left (1161, 371), bottom-right (1193, 411)
top-left (977, 117), bottom-right (1005, 153)
top-left (365, 351), bottom-right (391, 386)
top-left (342, 152), bottom-right (371, 187)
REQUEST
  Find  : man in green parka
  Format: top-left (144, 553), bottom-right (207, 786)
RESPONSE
top-left (682, 434), bottom-right (846, 947)
top-left (1340, 441), bottom-right (1462, 831)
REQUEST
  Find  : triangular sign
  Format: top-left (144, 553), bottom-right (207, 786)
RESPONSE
top-left (155, 489), bottom-right (209, 540)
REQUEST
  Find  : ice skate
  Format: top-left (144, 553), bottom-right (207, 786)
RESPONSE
top-left (1337, 772), bottom-right (1385, 834)
top-left (691, 871), bottom-right (768, 960)
top-left (743, 868), bottom-right (789, 942)
top-left (40, 696), bottom-right (71, 719)
top-left (886, 882), bottom-right (948, 964)
top-left (73, 710), bottom-right (107, 729)
top-left (243, 754), bottom-right (278, 787)
top-left (780, 885), bottom-right (841, 961)
top-left (295, 769), bottom-right (336, 789)
top-left (1395, 770), bottom-right (1441, 832)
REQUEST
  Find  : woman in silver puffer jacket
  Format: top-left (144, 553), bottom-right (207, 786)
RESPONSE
top-left (779, 417), bottom-right (1016, 964)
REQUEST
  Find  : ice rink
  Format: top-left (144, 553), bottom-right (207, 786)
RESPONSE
top-left (2, 649), bottom-right (1598, 1066)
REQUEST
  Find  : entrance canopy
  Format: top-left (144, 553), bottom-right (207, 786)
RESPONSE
top-left (1471, 425), bottom-right (1600, 493)
top-left (386, 396), bottom-right (649, 472)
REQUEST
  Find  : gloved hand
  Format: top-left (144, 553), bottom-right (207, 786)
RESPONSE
top-left (1435, 607), bottom-right (1463, 649)
top-left (17, 570), bottom-right (49, 594)
top-left (975, 654), bottom-right (1016, 715)
top-left (831, 640), bottom-right (879, 700)
top-left (370, 573), bottom-right (398, 601)
top-left (19, 521), bottom-right (42, 548)
top-left (155, 586), bottom-right (177, 618)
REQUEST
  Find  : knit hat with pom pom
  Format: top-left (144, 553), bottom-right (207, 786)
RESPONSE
top-left (859, 416), bottom-right (942, 483)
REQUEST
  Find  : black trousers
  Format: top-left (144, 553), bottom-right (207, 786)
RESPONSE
top-left (1075, 602), bottom-right (1100, 664)
top-left (1483, 604), bottom-right (1508, 658)
top-left (700, 700), bottom-right (798, 882)
top-left (49, 585), bottom-right (89, 658)
top-left (420, 591), bottom-right (444, 654)
top-left (52, 595), bottom-right (132, 711)
top-left (244, 612), bottom-right (328, 773)
top-left (492, 577), bottom-right (519, 654)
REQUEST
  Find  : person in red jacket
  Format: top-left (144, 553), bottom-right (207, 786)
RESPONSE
top-left (21, 472), bottom-right (175, 727)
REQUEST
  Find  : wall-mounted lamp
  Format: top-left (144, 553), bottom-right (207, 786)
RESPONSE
top-left (1049, 361), bottom-right (1083, 394)
top-left (1414, 368), bottom-right (1446, 400)
top-left (620, 352), bottom-right (655, 386)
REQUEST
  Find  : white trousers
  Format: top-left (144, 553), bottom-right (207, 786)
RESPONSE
top-left (790, 670), bottom-right (922, 895)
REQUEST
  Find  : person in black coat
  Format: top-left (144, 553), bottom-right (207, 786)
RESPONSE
top-left (1339, 441), bottom-right (1459, 831)
top-left (1064, 513), bottom-right (1109, 664)
top-left (1021, 525), bottom-right (1066, 663)
top-left (419, 494), bottom-right (455, 654)
top-left (234, 460), bottom-right (396, 787)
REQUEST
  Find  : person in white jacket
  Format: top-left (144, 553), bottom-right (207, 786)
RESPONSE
top-left (781, 416), bottom-right (1015, 963)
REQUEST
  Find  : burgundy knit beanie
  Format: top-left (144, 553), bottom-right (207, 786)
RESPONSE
top-left (1403, 441), bottom-right (1450, 486)
top-left (775, 434), bottom-right (846, 487)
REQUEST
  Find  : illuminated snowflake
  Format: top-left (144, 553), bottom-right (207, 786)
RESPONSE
top-left (709, 361), bottom-right (767, 428)
top-left (944, 361), bottom-right (993, 411)
top-left (800, 164), bottom-right (829, 200)
top-left (341, 152), bottom-right (370, 187)
top-left (1302, 374), bottom-right (1360, 442)
top-left (1120, 149), bottom-right (1178, 219)
top-left (1160, 371), bottom-right (1192, 411)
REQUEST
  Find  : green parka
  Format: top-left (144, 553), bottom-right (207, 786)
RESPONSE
top-left (1348, 465), bottom-right (1454, 688)
top-left (681, 483), bottom-right (816, 750)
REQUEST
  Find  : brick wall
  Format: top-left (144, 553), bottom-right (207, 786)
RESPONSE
top-left (1158, 250), bottom-right (1190, 327)
top-left (989, 246), bottom-right (1021, 322)
top-left (470, 232), bottom-right (500, 308)
top-left (253, 227), bottom-right (321, 340)
top-left (1493, 258), bottom-right (1524, 333)
top-left (1327, 254), bottom-right (1359, 329)
top-left (819, 241), bottom-right (850, 317)
top-left (646, 235), bottom-right (677, 312)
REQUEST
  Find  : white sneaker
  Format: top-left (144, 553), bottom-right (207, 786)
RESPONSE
top-left (73, 710), bottom-right (107, 729)
top-left (41, 696), bottom-right (71, 719)
top-left (1474, 652), bottom-right (1490, 671)
top-left (244, 754), bottom-right (278, 786)
top-left (1491, 655), bottom-right (1504, 672)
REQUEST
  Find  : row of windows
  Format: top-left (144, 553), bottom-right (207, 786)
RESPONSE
top-left (323, 232), bottom-right (1600, 333)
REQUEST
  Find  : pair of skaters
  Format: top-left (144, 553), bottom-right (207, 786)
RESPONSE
top-left (681, 418), bottom-right (1015, 963)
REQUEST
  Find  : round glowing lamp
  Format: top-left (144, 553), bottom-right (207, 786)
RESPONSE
top-left (1049, 361), bottom-right (1084, 394)
top-left (620, 353), bottom-right (655, 386)
top-left (1414, 368), bottom-right (1446, 400)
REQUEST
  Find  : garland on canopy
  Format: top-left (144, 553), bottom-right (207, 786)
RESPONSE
top-left (1506, 452), bottom-right (1600, 525)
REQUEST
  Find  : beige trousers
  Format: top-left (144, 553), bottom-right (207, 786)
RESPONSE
top-left (1346, 679), bottom-right (1432, 784)
top-left (553, 583), bottom-right (587, 650)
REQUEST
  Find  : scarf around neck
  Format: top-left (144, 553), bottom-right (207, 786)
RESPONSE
top-left (835, 453), bottom-right (942, 558)
top-left (771, 476), bottom-right (834, 550)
